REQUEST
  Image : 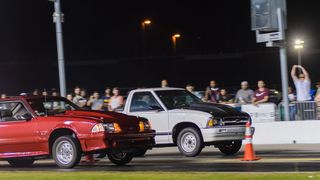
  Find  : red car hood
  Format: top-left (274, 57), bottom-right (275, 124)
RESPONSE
top-left (63, 110), bottom-right (141, 132)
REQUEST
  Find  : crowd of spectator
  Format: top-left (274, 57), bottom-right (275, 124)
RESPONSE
top-left (1, 65), bottom-right (320, 112)
top-left (184, 65), bottom-right (320, 106)
top-left (64, 86), bottom-right (125, 112)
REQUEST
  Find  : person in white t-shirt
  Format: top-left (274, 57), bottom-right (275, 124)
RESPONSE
top-left (108, 87), bottom-right (124, 111)
top-left (291, 65), bottom-right (311, 101)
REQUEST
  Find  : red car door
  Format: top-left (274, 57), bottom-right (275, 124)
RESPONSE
top-left (0, 101), bottom-right (42, 158)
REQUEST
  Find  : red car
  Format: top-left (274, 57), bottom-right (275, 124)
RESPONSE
top-left (0, 96), bottom-right (155, 168)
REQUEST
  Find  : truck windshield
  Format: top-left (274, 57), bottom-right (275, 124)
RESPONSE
top-left (155, 90), bottom-right (202, 110)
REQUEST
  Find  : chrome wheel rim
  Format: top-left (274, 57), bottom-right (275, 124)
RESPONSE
top-left (181, 132), bottom-right (197, 153)
top-left (56, 140), bottom-right (74, 165)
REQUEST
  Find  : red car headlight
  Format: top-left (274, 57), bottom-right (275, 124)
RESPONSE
top-left (91, 123), bottom-right (105, 133)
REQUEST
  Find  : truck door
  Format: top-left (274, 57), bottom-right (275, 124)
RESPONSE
top-left (127, 92), bottom-right (169, 144)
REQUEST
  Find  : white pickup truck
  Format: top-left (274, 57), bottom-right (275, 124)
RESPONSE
top-left (122, 88), bottom-right (252, 157)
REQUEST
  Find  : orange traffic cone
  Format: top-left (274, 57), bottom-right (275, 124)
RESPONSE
top-left (240, 122), bottom-right (260, 161)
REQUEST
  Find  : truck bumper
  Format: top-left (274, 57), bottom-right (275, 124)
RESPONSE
top-left (201, 126), bottom-right (255, 143)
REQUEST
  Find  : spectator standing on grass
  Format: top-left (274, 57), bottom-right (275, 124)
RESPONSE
top-left (161, 79), bottom-right (169, 88)
top-left (252, 80), bottom-right (269, 106)
top-left (102, 87), bottom-right (112, 109)
top-left (313, 83), bottom-right (320, 120)
top-left (315, 82), bottom-right (320, 100)
top-left (234, 81), bottom-right (254, 104)
top-left (204, 80), bottom-right (220, 103)
top-left (219, 89), bottom-right (233, 104)
top-left (87, 91), bottom-right (104, 111)
top-left (72, 86), bottom-right (87, 108)
top-left (32, 89), bottom-right (39, 96)
top-left (291, 65), bottom-right (311, 101)
top-left (108, 87), bottom-right (124, 112)
top-left (66, 94), bottom-right (73, 101)
top-left (51, 88), bottom-right (59, 97)
top-left (287, 86), bottom-right (297, 121)
top-left (186, 84), bottom-right (195, 94)
top-left (288, 86), bottom-right (296, 102)
top-left (310, 82), bottom-right (320, 100)
top-left (42, 90), bottom-right (48, 96)
top-left (1, 93), bottom-right (6, 99)
top-left (80, 89), bottom-right (88, 100)
top-left (315, 91), bottom-right (320, 120)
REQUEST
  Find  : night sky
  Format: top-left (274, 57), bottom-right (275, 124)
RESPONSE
top-left (0, 0), bottom-right (320, 95)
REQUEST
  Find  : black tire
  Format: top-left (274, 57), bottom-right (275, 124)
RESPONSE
top-left (8, 158), bottom-right (34, 167)
top-left (218, 140), bottom-right (242, 155)
top-left (133, 149), bottom-right (148, 157)
top-left (108, 152), bottom-right (133, 165)
top-left (177, 127), bottom-right (203, 157)
top-left (52, 135), bottom-right (82, 168)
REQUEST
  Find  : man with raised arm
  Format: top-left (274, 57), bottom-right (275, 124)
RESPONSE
top-left (291, 65), bottom-right (311, 101)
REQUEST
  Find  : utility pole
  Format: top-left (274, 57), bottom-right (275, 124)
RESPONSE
top-left (277, 8), bottom-right (290, 122)
top-left (50, 0), bottom-right (66, 97)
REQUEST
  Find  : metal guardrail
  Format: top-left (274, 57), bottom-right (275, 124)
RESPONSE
top-left (278, 101), bottom-right (319, 121)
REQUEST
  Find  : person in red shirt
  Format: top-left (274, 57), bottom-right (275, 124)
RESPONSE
top-left (252, 80), bottom-right (269, 106)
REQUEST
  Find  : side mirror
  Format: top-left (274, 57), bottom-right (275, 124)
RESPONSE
top-left (115, 107), bottom-right (124, 113)
top-left (22, 113), bottom-right (33, 121)
top-left (149, 105), bottom-right (163, 112)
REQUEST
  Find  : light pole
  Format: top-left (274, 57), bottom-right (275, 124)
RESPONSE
top-left (294, 39), bottom-right (304, 67)
top-left (49, 0), bottom-right (66, 97)
top-left (141, 19), bottom-right (151, 56)
top-left (172, 33), bottom-right (181, 55)
top-left (141, 19), bottom-right (151, 31)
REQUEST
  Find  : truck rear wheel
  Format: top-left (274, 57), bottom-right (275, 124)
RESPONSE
top-left (108, 152), bottom-right (133, 165)
top-left (52, 135), bottom-right (82, 168)
top-left (177, 127), bottom-right (203, 157)
top-left (218, 140), bottom-right (242, 155)
top-left (133, 149), bottom-right (148, 157)
top-left (8, 158), bottom-right (34, 167)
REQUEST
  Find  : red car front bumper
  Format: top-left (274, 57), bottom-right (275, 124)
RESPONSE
top-left (79, 130), bottom-right (156, 153)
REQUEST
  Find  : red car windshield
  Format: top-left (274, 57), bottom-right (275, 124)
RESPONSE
top-left (27, 97), bottom-right (80, 116)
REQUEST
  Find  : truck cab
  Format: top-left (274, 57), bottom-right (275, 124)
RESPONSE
top-left (123, 88), bottom-right (252, 157)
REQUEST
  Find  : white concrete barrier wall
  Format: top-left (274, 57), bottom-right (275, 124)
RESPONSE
top-left (242, 103), bottom-right (277, 123)
top-left (253, 120), bottom-right (320, 144)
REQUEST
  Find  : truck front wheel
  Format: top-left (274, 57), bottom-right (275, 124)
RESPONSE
top-left (177, 127), bottom-right (203, 157)
top-left (108, 152), bottom-right (133, 165)
top-left (218, 140), bottom-right (242, 155)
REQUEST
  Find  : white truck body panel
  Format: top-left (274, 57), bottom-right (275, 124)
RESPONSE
top-left (123, 88), bottom-right (248, 145)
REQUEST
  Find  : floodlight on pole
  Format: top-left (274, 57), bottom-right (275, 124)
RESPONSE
top-left (294, 39), bottom-right (304, 68)
top-left (141, 19), bottom-right (151, 31)
top-left (294, 39), bottom-right (304, 49)
top-left (172, 33), bottom-right (181, 55)
top-left (141, 19), bottom-right (152, 57)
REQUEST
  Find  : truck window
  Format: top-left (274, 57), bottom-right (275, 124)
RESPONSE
top-left (130, 92), bottom-right (163, 112)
